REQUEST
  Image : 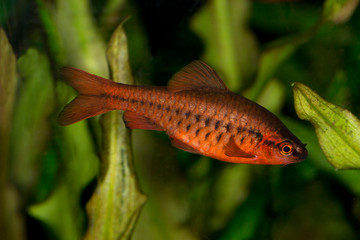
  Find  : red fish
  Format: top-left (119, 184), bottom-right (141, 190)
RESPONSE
top-left (58, 61), bottom-right (307, 165)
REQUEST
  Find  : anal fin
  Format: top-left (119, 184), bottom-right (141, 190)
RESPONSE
top-left (123, 111), bottom-right (164, 131)
top-left (224, 136), bottom-right (255, 158)
top-left (170, 138), bottom-right (202, 155)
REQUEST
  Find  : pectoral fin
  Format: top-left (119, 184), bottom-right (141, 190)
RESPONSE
top-left (224, 137), bottom-right (255, 158)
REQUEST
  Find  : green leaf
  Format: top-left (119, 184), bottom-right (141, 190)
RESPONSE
top-left (29, 1), bottom-right (120, 239)
top-left (281, 116), bottom-right (360, 194)
top-left (28, 53), bottom-right (100, 240)
top-left (323, 0), bottom-right (359, 24)
top-left (100, 0), bottom-right (127, 29)
top-left (29, 183), bottom-right (82, 240)
top-left (55, 0), bottom-right (108, 75)
top-left (37, 0), bottom-right (108, 76)
top-left (29, 120), bottom-right (100, 240)
top-left (84, 21), bottom-right (146, 240)
top-left (191, 0), bottom-right (257, 90)
top-left (209, 164), bottom-right (251, 231)
top-left (0, 28), bottom-right (25, 240)
top-left (293, 82), bottom-right (360, 170)
top-left (0, 28), bottom-right (17, 186)
top-left (256, 78), bottom-right (286, 113)
top-left (11, 49), bottom-right (55, 197)
top-left (219, 178), bottom-right (268, 240)
top-left (245, 25), bottom-right (320, 101)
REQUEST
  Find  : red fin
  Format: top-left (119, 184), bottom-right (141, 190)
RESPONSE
top-left (61, 67), bottom-right (116, 95)
top-left (224, 137), bottom-right (255, 158)
top-left (58, 67), bottom-right (118, 125)
top-left (167, 60), bottom-right (229, 92)
top-left (58, 95), bottom-right (109, 125)
top-left (123, 111), bottom-right (164, 131)
top-left (170, 138), bottom-right (202, 155)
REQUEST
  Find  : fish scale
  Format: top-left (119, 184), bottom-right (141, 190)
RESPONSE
top-left (108, 87), bottom-right (257, 154)
top-left (58, 60), bottom-right (308, 165)
top-left (123, 89), bottom-right (266, 157)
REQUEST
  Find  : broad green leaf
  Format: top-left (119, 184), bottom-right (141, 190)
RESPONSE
top-left (84, 21), bottom-right (146, 240)
top-left (28, 183), bottom-right (81, 240)
top-left (0, 28), bottom-right (24, 240)
top-left (29, 120), bottom-right (100, 240)
top-left (0, 28), bottom-right (16, 188)
top-left (245, 26), bottom-right (319, 101)
top-left (29, 1), bottom-right (115, 239)
top-left (100, 0), bottom-right (126, 29)
top-left (37, 0), bottom-right (108, 76)
top-left (245, 40), bottom-right (297, 101)
top-left (11, 49), bottom-right (55, 197)
top-left (256, 78), bottom-right (286, 113)
top-left (281, 116), bottom-right (360, 194)
top-left (36, 0), bottom-right (65, 64)
top-left (55, 0), bottom-right (108, 75)
top-left (270, 180), bottom-right (358, 239)
top-left (244, 1), bottom-right (334, 101)
top-left (191, 0), bottom-right (257, 90)
top-left (293, 82), bottom-right (360, 170)
top-left (219, 178), bottom-right (268, 240)
top-left (323, 0), bottom-right (359, 24)
top-left (209, 164), bottom-right (251, 231)
top-left (30, 62), bottom-right (100, 239)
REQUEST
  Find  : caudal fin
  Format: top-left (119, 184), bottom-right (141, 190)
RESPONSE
top-left (58, 67), bottom-right (116, 126)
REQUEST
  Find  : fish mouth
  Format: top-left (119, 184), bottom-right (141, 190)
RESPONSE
top-left (293, 145), bottom-right (308, 162)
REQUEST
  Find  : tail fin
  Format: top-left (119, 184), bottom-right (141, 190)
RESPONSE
top-left (58, 67), bottom-right (116, 126)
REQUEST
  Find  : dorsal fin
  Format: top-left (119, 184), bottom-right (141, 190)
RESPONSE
top-left (167, 60), bottom-right (229, 92)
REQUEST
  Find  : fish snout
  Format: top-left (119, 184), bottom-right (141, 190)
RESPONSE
top-left (295, 145), bottom-right (308, 162)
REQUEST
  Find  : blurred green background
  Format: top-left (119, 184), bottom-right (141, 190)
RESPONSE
top-left (1, 0), bottom-right (360, 239)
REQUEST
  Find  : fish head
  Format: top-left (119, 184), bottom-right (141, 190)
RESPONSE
top-left (258, 135), bottom-right (308, 165)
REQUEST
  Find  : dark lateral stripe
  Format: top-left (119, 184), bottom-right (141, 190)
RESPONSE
top-left (205, 132), bottom-right (210, 140)
top-left (216, 133), bottom-right (223, 143)
top-left (99, 93), bottom-right (126, 101)
top-left (237, 126), bottom-right (264, 142)
top-left (195, 129), bottom-right (200, 136)
top-left (215, 121), bottom-right (220, 130)
top-left (247, 129), bottom-right (263, 141)
top-left (195, 114), bottom-right (200, 122)
top-left (263, 140), bottom-right (275, 146)
top-left (100, 93), bottom-right (145, 105)
top-left (101, 95), bottom-right (176, 113)
top-left (205, 118), bottom-right (210, 126)
top-left (255, 132), bottom-right (263, 141)
top-left (177, 119), bottom-right (182, 127)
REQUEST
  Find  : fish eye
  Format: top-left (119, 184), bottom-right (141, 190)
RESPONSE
top-left (279, 141), bottom-right (294, 156)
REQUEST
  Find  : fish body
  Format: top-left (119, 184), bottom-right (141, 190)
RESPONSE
top-left (59, 61), bottom-right (308, 165)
